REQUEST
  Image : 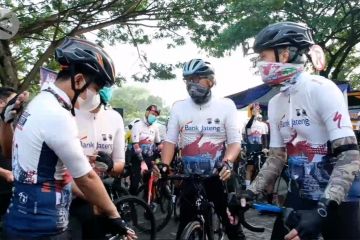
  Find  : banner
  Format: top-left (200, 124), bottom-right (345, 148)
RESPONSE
top-left (39, 67), bottom-right (57, 90)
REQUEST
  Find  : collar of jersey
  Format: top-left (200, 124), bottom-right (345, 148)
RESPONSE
top-left (45, 83), bottom-right (72, 109)
top-left (188, 95), bottom-right (214, 109)
top-left (75, 105), bottom-right (103, 117)
top-left (280, 72), bottom-right (307, 96)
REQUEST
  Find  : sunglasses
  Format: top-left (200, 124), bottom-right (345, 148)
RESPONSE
top-left (183, 76), bottom-right (209, 84)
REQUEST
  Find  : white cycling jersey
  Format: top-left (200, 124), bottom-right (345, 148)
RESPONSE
top-left (131, 118), bottom-right (161, 157)
top-left (5, 83), bottom-right (92, 237)
top-left (75, 106), bottom-right (125, 162)
top-left (166, 96), bottom-right (241, 174)
top-left (269, 72), bottom-right (359, 200)
top-left (247, 120), bottom-right (268, 144)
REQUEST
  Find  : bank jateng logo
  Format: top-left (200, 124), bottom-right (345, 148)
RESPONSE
top-left (279, 118), bottom-right (310, 128)
top-left (0, 9), bottom-right (19, 39)
top-left (184, 124), bottom-right (221, 132)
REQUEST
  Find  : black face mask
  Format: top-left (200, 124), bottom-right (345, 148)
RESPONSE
top-left (186, 82), bottom-right (211, 105)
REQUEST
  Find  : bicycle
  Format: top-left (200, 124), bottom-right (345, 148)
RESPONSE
top-left (136, 171), bottom-right (174, 232)
top-left (158, 173), bottom-right (225, 240)
top-left (95, 162), bottom-right (157, 240)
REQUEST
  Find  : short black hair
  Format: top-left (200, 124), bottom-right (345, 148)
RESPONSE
top-left (146, 104), bottom-right (160, 115)
top-left (0, 87), bottom-right (16, 101)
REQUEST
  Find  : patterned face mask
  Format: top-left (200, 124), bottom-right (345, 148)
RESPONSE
top-left (257, 61), bottom-right (304, 86)
top-left (186, 82), bottom-right (211, 105)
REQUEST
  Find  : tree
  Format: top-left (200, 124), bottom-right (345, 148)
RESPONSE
top-left (192, 0), bottom-right (360, 83)
top-left (0, 0), bottom-right (237, 91)
top-left (110, 85), bottom-right (169, 125)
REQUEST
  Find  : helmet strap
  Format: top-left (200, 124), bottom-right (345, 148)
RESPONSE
top-left (288, 49), bottom-right (301, 63)
top-left (274, 48), bottom-right (280, 62)
top-left (69, 64), bottom-right (92, 116)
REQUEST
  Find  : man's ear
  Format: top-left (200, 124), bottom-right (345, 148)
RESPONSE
top-left (74, 73), bottom-right (86, 90)
top-left (280, 49), bottom-right (290, 63)
top-left (209, 79), bottom-right (215, 88)
top-left (0, 99), bottom-right (6, 108)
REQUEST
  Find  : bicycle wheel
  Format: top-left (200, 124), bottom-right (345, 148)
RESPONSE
top-left (114, 196), bottom-right (156, 240)
top-left (173, 194), bottom-right (181, 221)
top-left (111, 185), bottom-right (129, 201)
top-left (180, 221), bottom-right (205, 240)
top-left (137, 182), bottom-right (173, 232)
top-left (212, 212), bottom-right (225, 240)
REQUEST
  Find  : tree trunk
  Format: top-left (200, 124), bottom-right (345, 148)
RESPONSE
top-left (19, 39), bottom-right (63, 91)
top-left (0, 40), bottom-right (19, 89)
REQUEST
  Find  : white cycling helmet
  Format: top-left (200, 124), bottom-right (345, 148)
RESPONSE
top-left (182, 59), bottom-right (215, 78)
top-left (128, 118), bottom-right (140, 130)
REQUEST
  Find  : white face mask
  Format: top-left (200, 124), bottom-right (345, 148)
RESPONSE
top-left (77, 88), bottom-right (100, 112)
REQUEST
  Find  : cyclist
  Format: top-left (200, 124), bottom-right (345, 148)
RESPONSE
top-left (245, 107), bottom-right (269, 188)
top-left (243, 22), bottom-right (360, 240)
top-left (0, 88), bottom-right (29, 217)
top-left (125, 118), bottom-right (140, 161)
top-left (70, 86), bottom-right (126, 239)
top-left (3, 37), bottom-right (136, 240)
top-left (129, 105), bottom-right (162, 196)
top-left (158, 58), bottom-right (245, 239)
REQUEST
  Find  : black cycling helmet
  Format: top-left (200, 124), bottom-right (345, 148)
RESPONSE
top-left (183, 59), bottom-right (215, 78)
top-left (253, 22), bottom-right (315, 53)
top-left (55, 37), bottom-right (115, 87)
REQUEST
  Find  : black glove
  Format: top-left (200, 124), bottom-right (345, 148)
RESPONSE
top-left (240, 189), bottom-right (256, 204)
top-left (290, 198), bottom-right (337, 239)
top-left (107, 217), bottom-right (134, 236)
top-left (213, 160), bottom-right (232, 174)
top-left (96, 151), bottom-right (114, 172)
top-left (157, 163), bottom-right (170, 176)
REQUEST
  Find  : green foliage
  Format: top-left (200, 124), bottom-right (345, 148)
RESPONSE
top-left (0, 0), bottom-right (244, 90)
top-left (192, 0), bottom-right (360, 85)
top-left (110, 85), bottom-right (170, 125)
top-left (2, 0), bottom-right (358, 91)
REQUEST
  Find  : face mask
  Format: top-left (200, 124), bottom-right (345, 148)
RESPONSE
top-left (256, 61), bottom-right (304, 86)
top-left (99, 87), bottom-right (113, 104)
top-left (77, 88), bottom-right (101, 112)
top-left (147, 114), bottom-right (157, 125)
top-left (186, 82), bottom-right (211, 105)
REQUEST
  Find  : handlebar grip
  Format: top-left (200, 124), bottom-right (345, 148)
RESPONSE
top-left (252, 203), bottom-right (282, 213)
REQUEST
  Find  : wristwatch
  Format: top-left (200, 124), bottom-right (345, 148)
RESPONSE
top-left (317, 198), bottom-right (338, 218)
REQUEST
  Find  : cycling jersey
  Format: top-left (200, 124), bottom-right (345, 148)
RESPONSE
top-left (166, 96), bottom-right (241, 174)
top-left (125, 130), bottom-right (132, 150)
top-left (75, 106), bottom-right (125, 162)
top-left (268, 72), bottom-right (360, 201)
top-left (247, 120), bottom-right (268, 144)
top-left (4, 83), bottom-right (92, 238)
top-left (131, 118), bottom-right (161, 157)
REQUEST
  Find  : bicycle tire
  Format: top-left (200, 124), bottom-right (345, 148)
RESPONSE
top-left (114, 196), bottom-right (156, 240)
top-left (173, 194), bottom-right (181, 221)
top-left (180, 221), bottom-right (205, 240)
top-left (212, 211), bottom-right (225, 240)
top-left (111, 186), bottom-right (129, 201)
top-left (137, 182), bottom-right (173, 232)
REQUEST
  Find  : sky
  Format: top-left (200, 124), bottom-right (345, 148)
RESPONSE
top-left (104, 39), bottom-right (263, 107)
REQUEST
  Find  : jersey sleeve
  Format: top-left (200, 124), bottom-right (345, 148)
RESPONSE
top-left (165, 103), bottom-right (180, 144)
top-left (224, 99), bottom-right (242, 144)
top-left (44, 113), bottom-right (92, 178)
top-left (112, 113), bottom-right (125, 163)
top-left (131, 121), bottom-right (141, 143)
top-left (154, 126), bottom-right (161, 144)
top-left (268, 97), bottom-right (285, 148)
top-left (312, 80), bottom-right (354, 140)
